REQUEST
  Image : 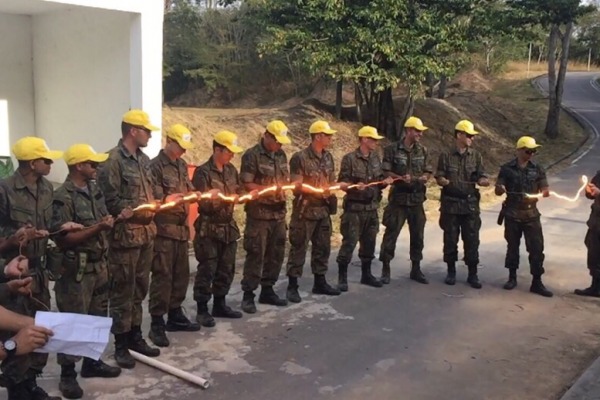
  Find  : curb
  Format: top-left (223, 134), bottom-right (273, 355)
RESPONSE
top-left (531, 75), bottom-right (600, 170)
top-left (560, 356), bottom-right (600, 400)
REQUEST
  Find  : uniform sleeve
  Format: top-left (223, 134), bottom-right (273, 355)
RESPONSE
top-left (192, 166), bottom-right (208, 192)
top-left (328, 154), bottom-right (336, 184)
top-left (338, 154), bottom-right (352, 183)
top-left (496, 166), bottom-right (507, 187)
top-left (235, 169), bottom-right (245, 195)
top-left (537, 165), bottom-right (549, 189)
top-left (422, 146), bottom-right (433, 174)
top-left (382, 144), bottom-right (394, 172)
top-left (587, 171), bottom-right (600, 199)
top-left (434, 152), bottom-right (447, 179)
top-left (149, 161), bottom-right (165, 201)
top-left (476, 152), bottom-right (487, 179)
top-left (239, 150), bottom-right (257, 184)
top-left (289, 153), bottom-right (304, 182)
top-left (0, 185), bottom-right (13, 238)
top-left (50, 191), bottom-right (74, 233)
top-left (97, 156), bottom-right (127, 217)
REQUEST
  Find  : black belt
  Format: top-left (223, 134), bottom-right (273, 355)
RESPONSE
top-left (155, 214), bottom-right (187, 225)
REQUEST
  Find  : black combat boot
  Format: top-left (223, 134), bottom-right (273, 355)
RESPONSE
top-left (166, 307), bottom-right (201, 332)
top-left (286, 277), bottom-right (302, 303)
top-left (80, 357), bottom-right (121, 378)
top-left (114, 333), bottom-right (135, 369)
top-left (574, 277), bottom-right (600, 297)
top-left (5, 381), bottom-right (30, 400)
top-left (503, 269), bottom-right (517, 290)
top-left (312, 274), bottom-right (342, 296)
top-left (23, 374), bottom-right (62, 400)
top-left (381, 261), bottom-right (391, 284)
top-left (360, 261), bottom-right (383, 287)
top-left (444, 262), bottom-right (456, 285)
top-left (258, 286), bottom-right (288, 306)
top-left (149, 316), bottom-right (170, 347)
top-left (128, 326), bottom-right (160, 357)
top-left (337, 263), bottom-right (349, 292)
top-left (196, 301), bottom-right (216, 327)
top-left (409, 261), bottom-right (429, 284)
top-left (530, 276), bottom-right (553, 298)
top-left (212, 296), bottom-right (243, 318)
top-left (241, 291), bottom-right (258, 313)
top-left (467, 264), bottom-right (482, 289)
top-left (59, 363), bottom-right (83, 399)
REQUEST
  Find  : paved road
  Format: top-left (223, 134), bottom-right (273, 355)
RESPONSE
top-left (9, 73), bottom-right (600, 400)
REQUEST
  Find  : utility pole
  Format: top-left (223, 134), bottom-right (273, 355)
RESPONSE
top-left (588, 48), bottom-right (592, 72)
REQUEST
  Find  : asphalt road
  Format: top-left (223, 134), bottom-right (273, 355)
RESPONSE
top-left (9, 72), bottom-right (600, 400)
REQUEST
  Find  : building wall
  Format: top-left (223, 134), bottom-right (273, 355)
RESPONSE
top-left (0, 13), bottom-right (35, 158)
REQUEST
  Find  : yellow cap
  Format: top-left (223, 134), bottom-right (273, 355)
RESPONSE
top-left (455, 120), bottom-right (479, 135)
top-left (358, 126), bottom-right (384, 140)
top-left (63, 144), bottom-right (109, 166)
top-left (215, 130), bottom-right (243, 153)
top-left (166, 124), bottom-right (194, 150)
top-left (404, 116), bottom-right (428, 131)
top-left (266, 120), bottom-right (291, 144)
top-left (12, 137), bottom-right (63, 161)
top-left (516, 136), bottom-right (541, 149)
top-left (122, 109), bottom-right (160, 131)
top-left (309, 120), bottom-right (337, 135)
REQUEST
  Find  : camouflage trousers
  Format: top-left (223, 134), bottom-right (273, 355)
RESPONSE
top-left (107, 241), bottom-right (153, 334)
top-left (286, 214), bottom-right (331, 278)
top-left (55, 260), bottom-right (109, 365)
top-left (241, 218), bottom-right (287, 292)
top-left (193, 237), bottom-right (236, 302)
top-left (586, 227), bottom-right (600, 277)
top-left (504, 216), bottom-right (545, 276)
top-left (379, 203), bottom-right (426, 263)
top-left (439, 212), bottom-right (481, 266)
top-left (336, 210), bottom-right (379, 266)
top-left (0, 268), bottom-right (50, 384)
top-left (149, 236), bottom-right (190, 316)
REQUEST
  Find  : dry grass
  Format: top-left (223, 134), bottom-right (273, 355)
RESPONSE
top-left (501, 60), bottom-right (600, 81)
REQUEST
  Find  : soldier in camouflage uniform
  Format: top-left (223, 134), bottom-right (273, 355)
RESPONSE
top-left (97, 110), bottom-right (161, 369)
top-left (286, 120), bottom-right (344, 303)
top-left (379, 117), bottom-right (433, 284)
top-left (147, 124), bottom-right (200, 348)
top-left (336, 126), bottom-right (393, 291)
top-left (0, 137), bottom-right (65, 400)
top-left (193, 131), bottom-right (253, 324)
top-left (575, 170), bottom-right (600, 297)
top-left (435, 120), bottom-right (489, 289)
top-left (51, 144), bottom-right (122, 399)
top-left (495, 136), bottom-right (553, 297)
top-left (239, 121), bottom-right (291, 314)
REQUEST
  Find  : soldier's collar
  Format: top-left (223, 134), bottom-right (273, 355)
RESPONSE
top-left (354, 147), bottom-right (371, 160)
top-left (13, 170), bottom-right (28, 190)
top-left (117, 139), bottom-right (142, 160)
top-left (63, 177), bottom-right (90, 193)
top-left (307, 144), bottom-right (327, 160)
top-left (453, 147), bottom-right (471, 156)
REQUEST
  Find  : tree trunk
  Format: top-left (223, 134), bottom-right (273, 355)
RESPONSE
top-left (438, 74), bottom-right (447, 99)
top-left (395, 90), bottom-right (414, 141)
top-left (544, 24), bottom-right (560, 139)
top-left (425, 72), bottom-right (435, 98)
top-left (485, 46), bottom-right (493, 74)
top-left (335, 80), bottom-right (343, 119)
top-left (354, 82), bottom-right (363, 124)
top-left (376, 88), bottom-right (396, 139)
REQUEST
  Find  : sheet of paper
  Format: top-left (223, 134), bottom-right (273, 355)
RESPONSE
top-left (34, 312), bottom-right (112, 360)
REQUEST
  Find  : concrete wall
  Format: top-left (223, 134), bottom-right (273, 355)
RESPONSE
top-left (0, 13), bottom-right (35, 157)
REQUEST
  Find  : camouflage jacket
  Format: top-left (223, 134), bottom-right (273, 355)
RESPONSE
top-left (435, 148), bottom-right (487, 214)
top-left (51, 177), bottom-right (109, 259)
top-left (149, 150), bottom-right (193, 241)
top-left (0, 171), bottom-right (54, 261)
top-left (496, 158), bottom-right (548, 220)
top-left (587, 170), bottom-right (600, 230)
top-left (192, 156), bottom-right (242, 243)
top-left (97, 139), bottom-right (156, 248)
top-left (382, 140), bottom-right (433, 206)
top-left (290, 145), bottom-right (336, 220)
top-left (240, 141), bottom-right (290, 220)
top-left (338, 148), bottom-right (385, 211)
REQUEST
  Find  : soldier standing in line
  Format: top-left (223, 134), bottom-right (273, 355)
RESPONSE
top-left (239, 121), bottom-right (291, 314)
top-left (379, 117), bottom-right (433, 285)
top-left (336, 126), bottom-right (393, 291)
top-left (192, 130), bottom-right (255, 325)
top-left (575, 170), bottom-right (600, 297)
top-left (286, 120), bottom-right (346, 303)
top-left (51, 144), bottom-right (122, 399)
top-left (147, 124), bottom-right (200, 348)
top-left (97, 110), bottom-right (161, 369)
top-left (435, 120), bottom-right (489, 289)
top-left (495, 136), bottom-right (553, 297)
top-left (0, 137), bottom-right (69, 400)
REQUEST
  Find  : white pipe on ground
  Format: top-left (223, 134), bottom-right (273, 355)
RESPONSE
top-left (129, 350), bottom-right (210, 389)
